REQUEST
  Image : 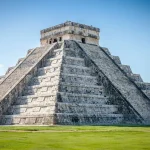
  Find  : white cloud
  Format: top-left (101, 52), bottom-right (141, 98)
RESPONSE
top-left (0, 64), bottom-right (4, 68)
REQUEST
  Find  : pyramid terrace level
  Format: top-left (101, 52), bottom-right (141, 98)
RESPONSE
top-left (40, 21), bottom-right (100, 46)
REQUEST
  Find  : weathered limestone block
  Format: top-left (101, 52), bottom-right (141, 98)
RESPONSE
top-left (17, 58), bottom-right (24, 65)
top-left (111, 56), bottom-right (122, 65)
top-left (135, 82), bottom-right (150, 90)
top-left (129, 74), bottom-right (143, 82)
top-left (45, 57), bottom-right (62, 66)
top-left (30, 73), bottom-right (60, 85)
top-left (27, 49), bottom-right (34, 55)
top-left (38, 65), bottom-right (61, 76)
top-left (119, 65), bottom-right (132, 74)
top-left (101, 47), bottom-right (111, 55)
top-left (54, 113), bottom-right (123, 125)
top-left (5, 67), bottom-right (14, 75)
top-left (62, 65), bottom-right (92, 76)
top-left (64, 48), bottom-right (82, 57)
top-left (57, 92), bottom-right (108, 104)
top-left (142, 90), bottom-right (150, 99)
top-left (56, 103), bottom-right (118, 114)
top-left (6, 104), bottom-right (55, 115)
top-left (52, 49), bottom-right (63, 57)
top-left (60, 73), bottom-right (97, 85)
top-left (0, 75), bottom-right (5, 84)
top-left (24, 84), bottom-right (58, 95)
top-left (0, 115), bottom-right (54, 125)
top-left (59, 83), bottom-right (103, 95)
top-left (63, 56), bottom-right (85, 66)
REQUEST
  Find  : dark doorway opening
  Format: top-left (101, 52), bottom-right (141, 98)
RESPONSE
top-left (59, 37), bottom-right (62, 41)
top-left (81, 38), bottom-right (86, 44)
top-left (53, 39), bottom-right (57, 43)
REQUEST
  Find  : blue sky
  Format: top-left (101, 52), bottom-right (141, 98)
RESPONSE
top-left (0, 0), bottom-right (150, 82)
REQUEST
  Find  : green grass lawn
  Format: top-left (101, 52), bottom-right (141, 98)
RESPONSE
top-left (0, 126), bottom-right (150, 150)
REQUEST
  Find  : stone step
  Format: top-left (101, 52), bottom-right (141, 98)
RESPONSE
top-left (30, 73), bottom-right (97, 86)
top-left (135, 82), bottom-right (150, 90)
top-left (63, 56), bottom-right (85, 66)
top-left (5, 104), bottom-right (56, 115)
top-left (111, 56), bottom-right (121, 65)
top-left (24, 83), bottom-right (104, 96)
top-left (14, 94), bottom-right (57, 105)
top-left (59, 83), bottom-right (104, 95)
top-left (54, 113), bottom-right (123, 125)
top-left (128, 74), bottom-right (143, 82)
top-left (142, 90), bottom-right (150, 98)
top-left (50, 49), bottom-right (63, 57)
top-left (101, 47), bottom-right (111, 55)
top-left (62, 64), bottom-right (92, 75)
top-left (38, 63), bottom-right (92, 77)
top-left (119, 65), bottom-right (132, 74)
top-left (60, 73), bottom-right (98, 85)
top-left (56, 103), bottom-right (118, 114)
top-left (15, 91), bottom-right (108, 106)
top-left (24, 83), bottom-right (58, 95)
top-left (64, 48), bottom-right (81, 57)
top-left (45, 56), bottom-right (62, 67)
top-left (6, 103), bottom-right (117, 116)
top-left (1, 112), bottom-right (123, 125)
top-left (38, 65), bottom-right (61, 76)
top-left (30, 72), bottom-right (60, 85)
top-left (57, 92), bottom-right (108, 104)
top-left (0, 75), bottom-right (5, 84)
top-left (53, 48), bottom-right (63, 53)
top-left (0, 114), bottom-right (54, 125)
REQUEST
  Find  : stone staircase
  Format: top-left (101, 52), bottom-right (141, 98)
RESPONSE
top-left (0, 40), bottom-right (150, 125)
top-left (0, 43), bottom-right (61, 125)
top-left (56, 47), bottom-right (124, 125)
top-left (54, 41), bottom-right (140, 125)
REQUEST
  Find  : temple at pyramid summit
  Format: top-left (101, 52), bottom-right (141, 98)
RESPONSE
top-left (0, 21), bottom-right (150, 125)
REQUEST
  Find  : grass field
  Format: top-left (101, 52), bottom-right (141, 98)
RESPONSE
top-left (0, 126), bottom-right (150, 150)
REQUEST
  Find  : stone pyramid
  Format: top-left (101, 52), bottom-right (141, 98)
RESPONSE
top-left (0, 21), bottom-right (150, 125)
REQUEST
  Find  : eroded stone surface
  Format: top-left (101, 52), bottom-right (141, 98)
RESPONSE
top-left (0, 39), bottom-right (150, 125)
top-left (77, 41), bottom-right (150, 123)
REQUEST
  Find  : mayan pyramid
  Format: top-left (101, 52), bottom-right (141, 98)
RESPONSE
top-left (0, 21), bottom-right (150, 125)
